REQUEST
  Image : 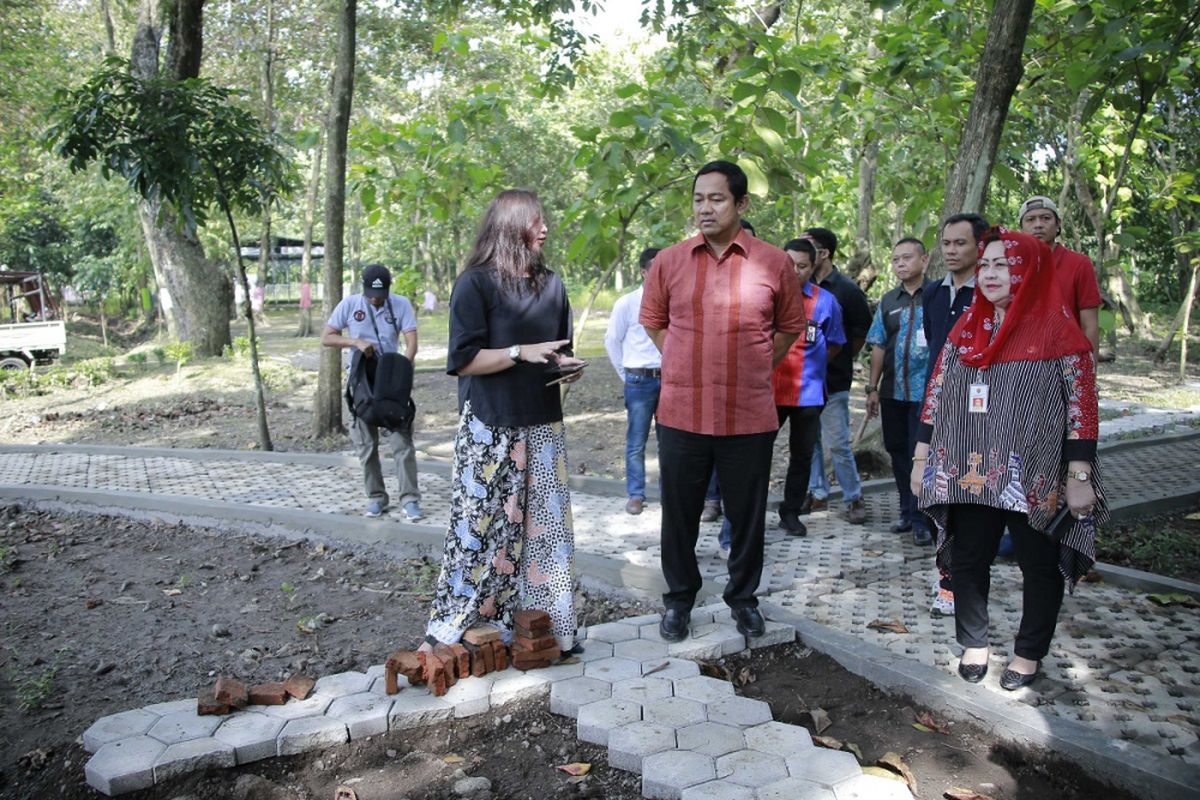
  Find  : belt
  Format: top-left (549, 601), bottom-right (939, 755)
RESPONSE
top-left (626, 367), bottom-right (661, 377)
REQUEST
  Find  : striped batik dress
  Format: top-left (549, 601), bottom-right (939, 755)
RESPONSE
top-left (917, 340), bottom-right (1107, 588)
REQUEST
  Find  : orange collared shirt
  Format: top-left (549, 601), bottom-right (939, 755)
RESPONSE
top-left (640, 229), bottom-right (806, 436)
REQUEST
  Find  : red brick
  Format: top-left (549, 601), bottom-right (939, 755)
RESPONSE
top-left (248, 682), bottom-right (287, 705)
top-left (462, 642), bottom-right (486, 677)
top-left (387, 651), bottom-right (424, 685)
top-left (513, 634), bottom-right (557, 653)
top-left (513, 624), bottom-right (536, 640)
top-left (418, 650), bottom-right (450, 696)
top-left (283, 673), bottom-right (315, 701)
top-left (462, 626), bottom-right (501, 646)
top-left (513, 609), bottom-right (552, 633)
top-left (513, 643), bottom-right (560, 663)
top-left (448, 644), bottom-right (471, 677)
top-left (491, 640), bottom-right (508, 671)
top-left (433, 645), bottom-right (457, 679)
top-left (214, 676), bottom-right (249, 709)
top-left (481, 641), bottom-right (496, 673)
top-left (511, 650), bottom-right (552, 671)
top-left (428, 665), bottom-right (448, 696)
top-left (197, 688), bottom-right (231, 716)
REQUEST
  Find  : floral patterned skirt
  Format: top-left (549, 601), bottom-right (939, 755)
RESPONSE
top-left (426, 401), bottom-right (577, 649)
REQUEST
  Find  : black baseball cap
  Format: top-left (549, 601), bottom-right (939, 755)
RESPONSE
top-left (362, 264), bottom-right (391, 298)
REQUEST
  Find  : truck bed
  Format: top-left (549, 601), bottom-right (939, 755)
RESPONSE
top-left (0, 320), bottom-right (67, 355)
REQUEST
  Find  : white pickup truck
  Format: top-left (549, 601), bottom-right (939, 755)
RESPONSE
top-left (0, 271), bottom-right (66, 370)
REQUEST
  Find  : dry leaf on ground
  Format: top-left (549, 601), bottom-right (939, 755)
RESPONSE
top-left (867, 619), bottom-right (909, 634)
top-left (812, 735), bottom-right (843, 750)
top-left (643, 661), bottom-right (670, 676)
top-left (810, 707), bottom-right (832, 733)
top-left (878, 751), bottom-right (917, 793)
top-left (441, 754), bottom-right (464, 764)
top-left (945, 790), bottom-right (994, 800)
top-left (862, 766), bottom-right (907, 783)
top-left (915, 710), bottom-right (950, 734)
top-left (556, 762), bottom-right (591, 776)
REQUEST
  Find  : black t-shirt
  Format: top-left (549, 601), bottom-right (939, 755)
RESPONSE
top-left (817, 266), bottom-right (871, 393)
top-left (447, 266), bottom-right (573, 427)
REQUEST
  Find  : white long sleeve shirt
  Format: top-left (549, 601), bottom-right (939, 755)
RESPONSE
top-left (604, 286), bottom-right (662, 380)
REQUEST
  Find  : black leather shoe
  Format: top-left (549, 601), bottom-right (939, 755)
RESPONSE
top-left (889, 518), bottom-right (913, 533)
top-left (912, 527), bottom-right (933, 546)
top-left (957, 660), bottom-right (988, 683)
top-left (779, 510), bottom-right (806, 536)
top-left (731, 606), bottom-right (766, 638)
top-left (659, 608), bottom-right (691, 642)
top-left (1000, 667), bottom-right (1039, 691)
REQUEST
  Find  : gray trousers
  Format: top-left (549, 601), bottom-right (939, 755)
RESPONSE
top-left (350, 415), bottom-right (420, 507)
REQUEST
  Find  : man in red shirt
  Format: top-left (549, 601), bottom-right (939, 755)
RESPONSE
top-left (640, 160), bottom-right (806, 642)
top-left (1018, 195), bottom-right (1102, 351)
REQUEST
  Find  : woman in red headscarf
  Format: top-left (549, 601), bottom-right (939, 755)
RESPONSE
top-left (910, 227), bottom-right (1106, 691)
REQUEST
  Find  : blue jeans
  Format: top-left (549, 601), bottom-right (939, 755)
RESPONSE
top-left (623, 373), bottom-right (660, 499)
top-left (808, 390), bottom-right (863, 504)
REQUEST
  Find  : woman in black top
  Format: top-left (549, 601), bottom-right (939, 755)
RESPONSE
top-left (423, 190), bottom-right (585, 656)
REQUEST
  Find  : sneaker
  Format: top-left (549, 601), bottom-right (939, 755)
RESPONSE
top-left (700, 501), bottom-right (721, 522)
top-left (365, 499), bottom-right (388, 518)
top-left (931, 587), bottom-right (956, 617)
top-left (402, 501), bottom-right (424, 521)
top-left (846, 498), bottom-right (867, 525)
top-left (718, 546), bottom-right (730, 560)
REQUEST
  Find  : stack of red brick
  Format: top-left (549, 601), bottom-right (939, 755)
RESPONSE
top-left (384, 610), bottom-right (558, 698)
top-left (197, 673), bottom-right (315, 716)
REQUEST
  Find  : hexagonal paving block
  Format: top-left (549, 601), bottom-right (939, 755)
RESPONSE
top-left (787, 747), bottom-right (861, 787)
top-left (705, 695), bottom-right (772, 727)
top-left (675, 721), bottom-right (746, 757)
top-left (612, 676), bottom-right (674, 703)
top-left (85, 735), bottom-right (165, 795)
top-left (643, 696), bottom-right (708, 728)
top-left (744, 721), bottom-right (814, 758)
top-left (690, 623), bottom-right (746, 656)
top-left (747, 621), bottom-right (796, 649)
top-left (442, 674), bottom-right (496, 718)
top-left (639, 622), bottom-right (672, 644)
top-left (614, 637), bottom-right (671, 661)
top-left (715, 748), bottom-right (789, 788)
top-left (550, 676), bottom-right (613, 718)
top-left (491, 669), bottom-right (552, 705)
top-left (327, 692), bottom-right (395, 738)
top-left (642, 749), bottom-right (716, 800)
top-left (575, 639), bottom-right (615, 663)
top-left (831, 773), bottom-right (913, 799)
top-left (668, 634), bottom-right (725, 661)
top-left (577, 697), bottom-right (643, 745)
top-left (680, 779), bottom-right (756, 800)
top-left (586, 621), bottom-right (641, 643)
top-left (608, 721), bottom-right (677, 773)
top-left (388, 691), bottom-right (454, 729)
top-left (584, 657), bottom-right (644, 683)
top-left (277, 716), bottom-right (348, 756)
top-left (146, 709), bottom-right (224, 745)
top-left (214, 711), bottom-right (286, 764)
top-left (534, 660), bottom-right (587, 683)
top-left (313, 670), bottom-right (372, 698)
top-left (674, 676), bottom-right (736, 704)
top-left (758, 776), bottom-right (836, 800)
top-left (141, 698), bottom-right (197, 716)
top-left (83, 708), bottom-right (159, 753)
top-left (641, 658), bottom-right (702, 680)
top-left (624, 613), bottom-right (663, 627)
top-left (153, 737), bottom-right (236, 783)
top-left (261, 693), bottom-right (334, 720)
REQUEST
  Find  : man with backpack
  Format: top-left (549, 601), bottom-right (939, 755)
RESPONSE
top-left (322, 264), bottom-right (423, 520)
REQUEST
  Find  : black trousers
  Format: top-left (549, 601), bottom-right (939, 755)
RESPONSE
top-left (776, 405), bottom-right (823, 514)
top-left (950, 504), bottom-right (1065, 660)
top-left (880, 398), bottom-right (929, 530)
top-left (658, 424), bottom-right (775, 612)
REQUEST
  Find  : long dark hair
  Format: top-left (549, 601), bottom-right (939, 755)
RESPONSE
top-left (463, 189), bottom-right (548, 295)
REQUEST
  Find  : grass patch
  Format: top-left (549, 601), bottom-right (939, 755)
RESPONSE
top-left (1096, 503), bottom-right (1200, 581)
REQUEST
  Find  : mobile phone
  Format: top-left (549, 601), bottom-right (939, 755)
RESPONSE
top-left (1046, 504), bottom-right (1074, 543)
top-left (545, 361), bottom-right (587, 386)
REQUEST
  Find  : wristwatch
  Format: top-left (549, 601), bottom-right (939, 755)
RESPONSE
top-left (507, 344), bottom-right (521, 362)
top-left (865, 385), bottom-right (878, 395)
top-left (1067, 469), bottom-right (1090, 482)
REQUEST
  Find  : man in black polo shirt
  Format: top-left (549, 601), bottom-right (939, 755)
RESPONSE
top-left (801, 227), bottom-right (872, 524)
top-left (923, 213), bottom-right (987, 384)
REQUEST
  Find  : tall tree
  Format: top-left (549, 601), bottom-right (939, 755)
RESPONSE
top-left (314, 0), bottom-right (356, 437)
top-left (129, 0), bottom-right (232, 355)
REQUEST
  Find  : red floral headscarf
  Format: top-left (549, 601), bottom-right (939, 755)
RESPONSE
top-left (948, 227), bottom-right (1092, 369)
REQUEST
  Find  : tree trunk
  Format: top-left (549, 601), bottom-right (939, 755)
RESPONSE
top-left (130, 0), bottom-right (231, 356)
top-left (1179, 260), bottom-right (1198, 383)
top-left (314, 0), bottom-right (356, 438)
top-left (296, 125), bottom-right (324, 338)
top-left (100, 0), bottom-right (117, 54)
top-left (939, 0), bottom-right (1034, 220)
top-left (844, 132), bottom-right (879, 291)
top-left (257, 0), bottom-right (275, 295)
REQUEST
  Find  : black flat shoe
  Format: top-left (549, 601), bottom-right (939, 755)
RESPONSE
top-left (1000, 667), bottom-right (1039, 691)
top-left (957, 660), bottom-right (988, 683)
top-left (559, 642), bottom-right (585, 659)
top-left (659, 608), bottom-right (691, 642)
top-left (889, 519), bottom-right (913, 533)
top-left (731, 606), bottom-right (766, 638)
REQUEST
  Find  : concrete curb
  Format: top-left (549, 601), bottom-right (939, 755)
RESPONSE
top-left (761, 601), bottom-right (1200, 800)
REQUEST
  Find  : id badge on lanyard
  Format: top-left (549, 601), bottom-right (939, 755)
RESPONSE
top-left (968, 370), bottom-right (989, 414)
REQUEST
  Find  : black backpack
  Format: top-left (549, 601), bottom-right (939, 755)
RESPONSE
top-left (346, 350), bottom-right (415, 430)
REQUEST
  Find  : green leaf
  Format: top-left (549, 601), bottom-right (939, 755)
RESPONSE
top-left (737, 156), bottom-right (769, 197)
top-left (753, 124), bottom-right (785, 153)
top-left (615, 83), bottom-right (640, 99)
top-left (1067, 7), bottom-right (1093, 34)
top-left (731, 82), bottom-right (761, 104)
top-left (1066, 63), bottom-right (1095, 93)
top-left (1112, 232), bottom-right (1136, 248)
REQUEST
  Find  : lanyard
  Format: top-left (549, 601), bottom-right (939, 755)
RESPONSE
top-left (366, 297), bottom-right (399, 354)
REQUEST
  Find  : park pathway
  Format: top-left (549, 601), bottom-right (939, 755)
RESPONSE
top-left (1, 430), bottom-right (1199, 781)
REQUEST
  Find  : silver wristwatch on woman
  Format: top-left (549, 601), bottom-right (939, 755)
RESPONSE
top-left (1067, 469), bottom-right (1090, 482)
top-left (507, 344), bottom-right (521, 362)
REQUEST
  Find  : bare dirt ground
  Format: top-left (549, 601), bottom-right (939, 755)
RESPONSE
top-left (0, 506), bottom-right (1144, 800)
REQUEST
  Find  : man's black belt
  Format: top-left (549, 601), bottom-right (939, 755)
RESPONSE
top-left (626, 367), bottom-right (661, 377)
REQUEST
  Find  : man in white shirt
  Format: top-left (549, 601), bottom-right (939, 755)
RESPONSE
top-left (604, 247), bottom-right (662, 515)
